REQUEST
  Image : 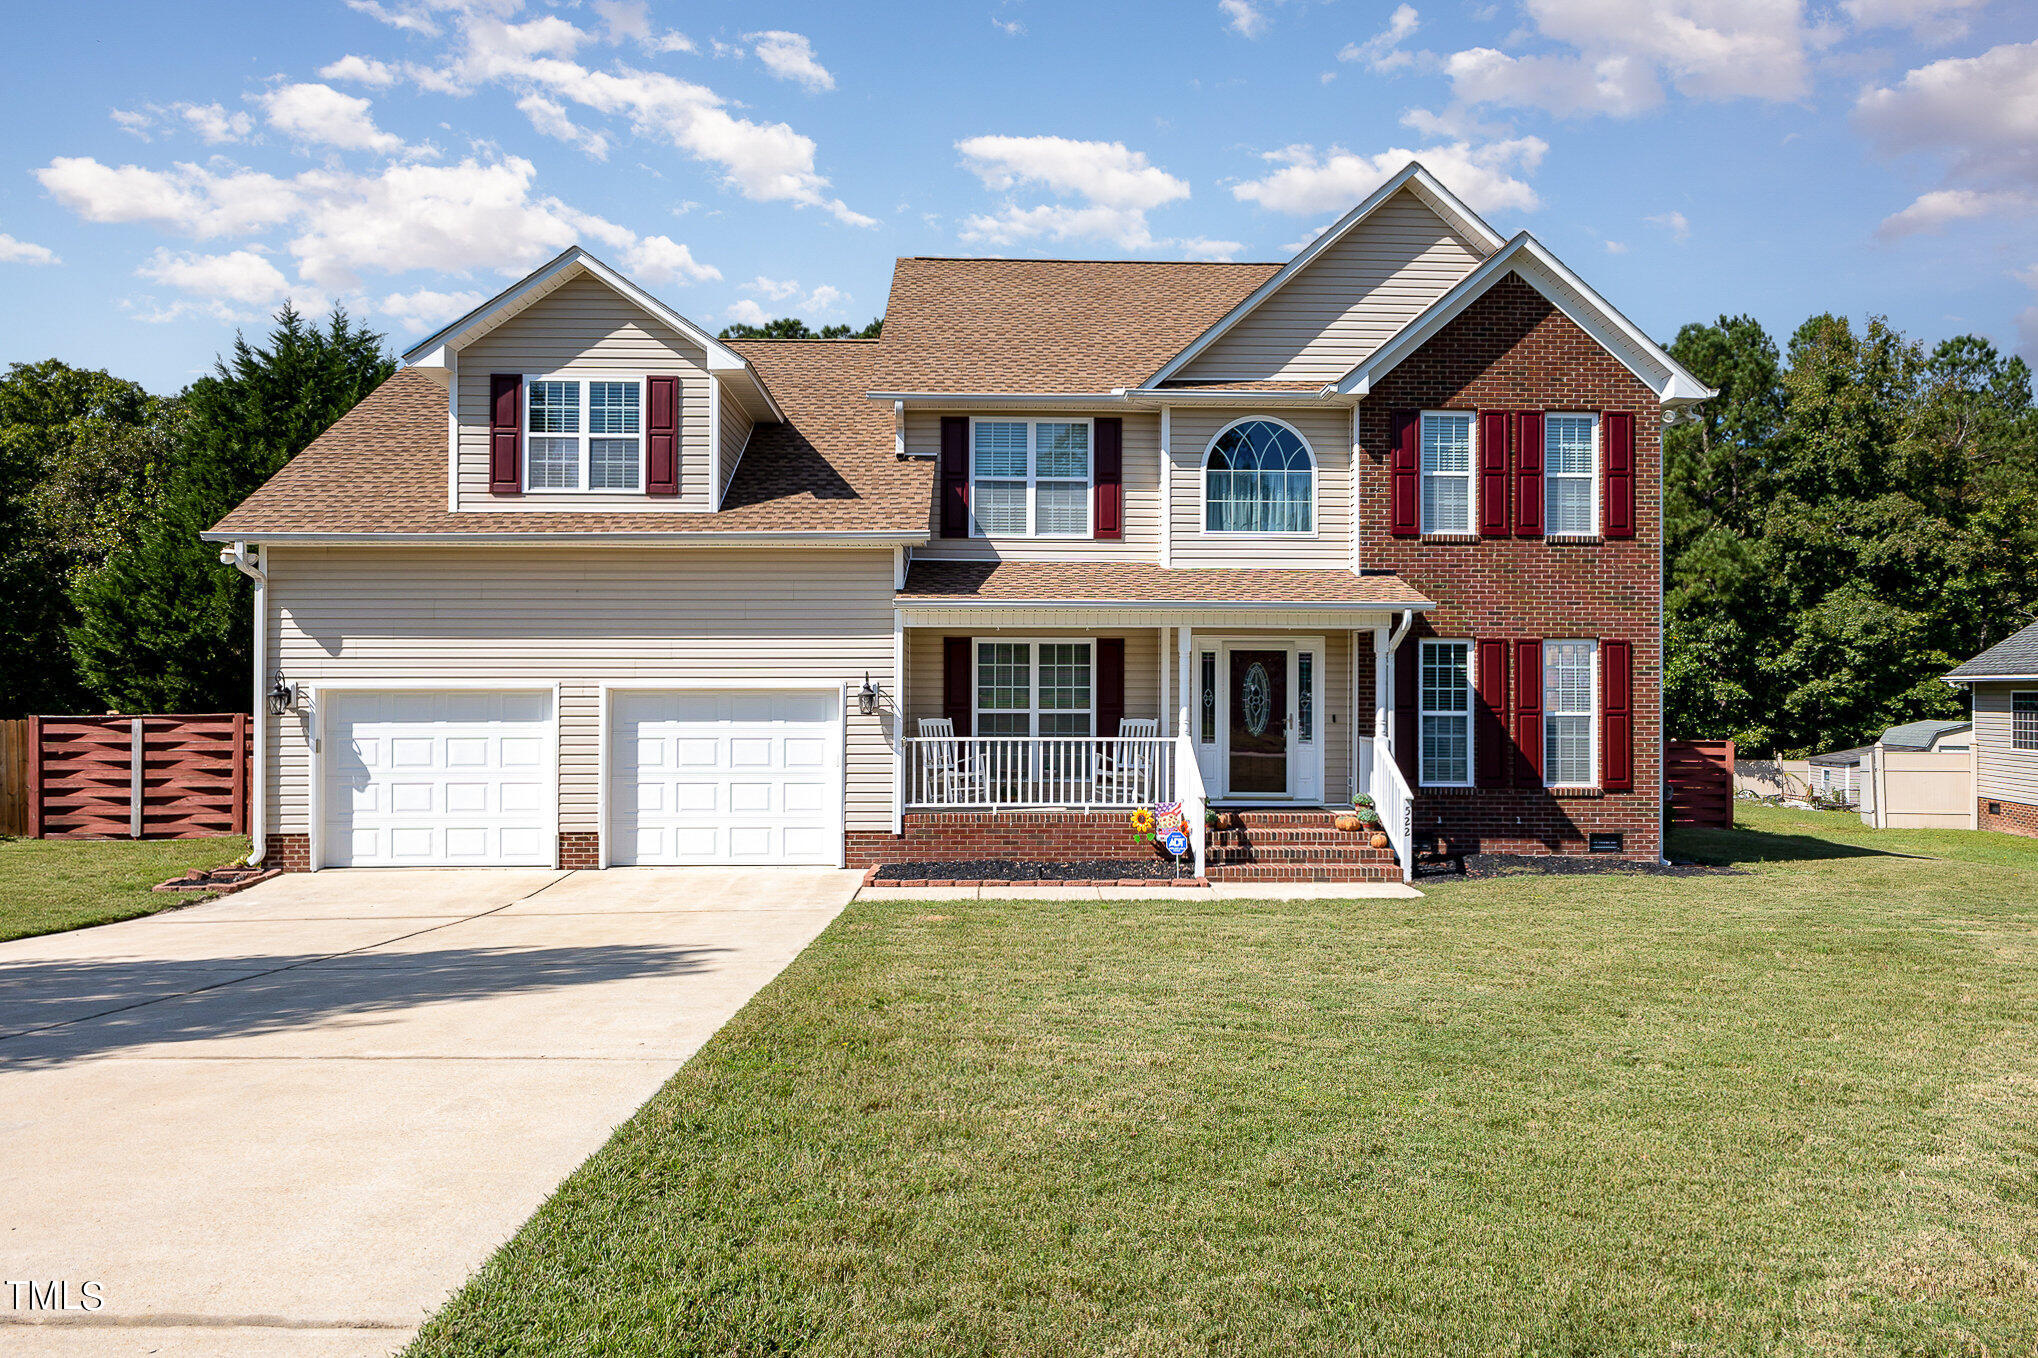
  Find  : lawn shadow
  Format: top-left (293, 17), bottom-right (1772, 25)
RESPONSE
top-left (1671, 823), bottom-right (1931, 866)
top-left (0, 942), bottom-right (724, 1069)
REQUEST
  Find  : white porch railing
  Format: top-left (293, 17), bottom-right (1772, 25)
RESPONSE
top-left (1176, 720), bottom-right (1207, 878)
top-left (1368, 732), bottom-right (1415, 883)
top-left (906, 736), bottom-right (1176, 811)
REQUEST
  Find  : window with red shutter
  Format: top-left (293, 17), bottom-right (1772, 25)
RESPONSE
top-left (1478, 410), bottom-right (1511, 537)
top-left (488, 373), bottom-right (522, 494)
top-left (1603, 410), bottom-right (1635, 538)
top-left (1389, 410), bottom-right (1419, 537)
top-left (942, 636), bottom-right (972, 735)
top-left (1602, 638), bottom-right (1633, 790)
top-left (1513, 411), bottom-right (1543, 537)
top-left (1475, 638), bottom-right (1511, 787)
top-left (939, 417), bottom-right (969, 537)
top-left (1093, 417), bottom-right (1123, 540)
top-left (1512, 637), bottom-right (1543, 786)
top-left (645, 375), bottom-right (679, 496)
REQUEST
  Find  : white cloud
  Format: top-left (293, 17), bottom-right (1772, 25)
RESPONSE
top-left (37, 157), bottom-right (305, 238)
top-left (1856, 41), bottom-right (2038, 238)
top-left (1232, 138), bottom-right (1547, 215)
top-left (748, 31), bottom-right (834, 93)
top-left (1220, 0), bottom-right (1267, 38)
top-left (724, 298), bottom-right (770, 327)
top-left (1444, 0), bottom-right (1824, 117)
top-left (746, 275), bottom-right (802, 301)
top-left (1173, 237), bottom-right (1246, 261)
top-left (956, 134), bottom-right (1195, 250)
top-left (623, 234), bottom-right (719, 286)
top-left (0, 233), bottom-right (60, 266)
top-left (179, 102), bottom-right (254, 144)
top-left (1604, 239), bottom-right (1629, 254)
top-left (320, 54), bottom-right (400, 87)
top-left (1647, 210), bottom-right (1691, 241)
top-left (343, 0), bottom-right (440, 37)
top-left (111, 108), bottom-right (154, 139)
top-left (259, 82), bottom-right (405, 154)
top-left (136, 247), bottom-right (290, 304)
top-left (1842, 0), bottom-right (1990, 43)
top-left (993, 16), bottom-right (1026, 35)
top-left (801, 283), bottom-right (848, 314)
top-left (1340, 4), bottom-right (1419, 72)
top-left (516, 93), bottom-right (609, 160)
top-left (374, 286), bottom-right (485, 331)
top-left (737, 276), bottom-right (848, 315)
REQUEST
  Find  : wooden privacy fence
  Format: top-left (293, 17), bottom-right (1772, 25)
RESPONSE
top-left (1666, 739), bottom-right (1735, 828)
top-left (0, 720), bottom-right (28, 837)
top-left (25, 713), bottom-right (249, 840)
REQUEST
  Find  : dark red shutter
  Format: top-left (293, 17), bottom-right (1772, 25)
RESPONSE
top-left (489, 374), bottom-right (522, 494)
top-left (939, 416), bottom-right (970, 537)
top-left (1097, 638), bottom-right (1125, 738)
top-left (1603, 410), bottom-right (1635, 538)
top-left (1093, 417), bottom-right (1122, 540)
top-left (1513, 638), bottom-right (1544, 787)
top-left (1390, 410), bottom-right (1419, 537)
top-left (645, 375), bottom-right (679, 496)
top-left (1514, 411), bottom-right (1543, 537)
top-left (1475, 638), bottom-right (1512, 787)
top-left (1395, 635), bottom-right (1419, 784)
top-left (1478, 409), bottom-right (1511, 537)
top-left (1602, 638), bottom-right (1633, 791)
top-left (942, 636), bottom-right (972, 736)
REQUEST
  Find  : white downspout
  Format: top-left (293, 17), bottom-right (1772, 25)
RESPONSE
top-left (221, 541), bottom-right (266, 865)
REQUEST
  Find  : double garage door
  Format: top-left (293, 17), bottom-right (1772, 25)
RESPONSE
top-left (322, 688), bottom-right (841, 868)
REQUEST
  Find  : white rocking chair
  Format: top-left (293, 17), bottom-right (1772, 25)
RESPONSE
top-left (916, 717), bottom-right (988, 805)
top-left (1095, 718), bottom-right (1161, 804)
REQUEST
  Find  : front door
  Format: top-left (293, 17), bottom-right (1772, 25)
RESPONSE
top-left (1227, 649), bottom-right (1288, 796)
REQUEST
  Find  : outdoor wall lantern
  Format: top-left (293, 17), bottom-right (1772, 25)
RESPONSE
top-left (857, 673), bottom-right (882, 717)
top-left (267, 673), bottom-right (301, 716)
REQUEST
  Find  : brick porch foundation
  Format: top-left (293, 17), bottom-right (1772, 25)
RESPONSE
top-left (1979, 796), bottom-right (2038, 838)
top-left (1413, 788), bottom-right (1663, 860)
top-left (846, 811), bottom-right (1156, 867)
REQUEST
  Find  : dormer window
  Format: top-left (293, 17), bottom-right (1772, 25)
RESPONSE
top-left (525, 376), bottom-right (643, 492)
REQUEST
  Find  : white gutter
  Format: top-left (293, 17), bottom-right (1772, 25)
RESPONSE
top-left (1944, 673), bottom-right (2038, 684)
top-left (895, 596), bottom-right (1436, 613)
top-left (197, 530), bottom-right (925, 547)
top-left (1385, 607), bottom-right (1416, 653)
top-left (220, 541), bottom-right (266, 866)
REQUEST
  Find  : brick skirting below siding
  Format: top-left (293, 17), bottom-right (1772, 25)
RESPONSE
top-left (267, 833), bottom-right (312, 872)
top-left (1412, 788), bottom-right (1663, 860)
top-left (560, 832), bottom-right (600, 868)
top-left (847, 811), bottom-right (1155, 867)
top-left (1979, 796), bottom-right (2038, 838)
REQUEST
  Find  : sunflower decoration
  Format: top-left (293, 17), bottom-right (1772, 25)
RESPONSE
top-left (1128, 807), bottom-right (1156, 836)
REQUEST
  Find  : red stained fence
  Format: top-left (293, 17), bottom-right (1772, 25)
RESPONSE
top-left (1666, 739), bottom-right (1735, 829)
top-left (26, 713), bottom-right (249, 840)
top-left (0, 720), bottom-right (28, 837)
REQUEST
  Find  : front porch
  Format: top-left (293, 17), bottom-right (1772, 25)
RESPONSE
top-left (884, 562), bottom-right (1433, 878)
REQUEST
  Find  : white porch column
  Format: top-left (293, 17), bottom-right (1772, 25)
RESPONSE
top-left (891, 614), bottom-right (905, 833)
top-left (1373, 624), bottom-right (1392, 742)
top-left (1350, 628), bottom-right (1363, 801)
top-left (1177, 624), bottom-right (1194, 738)
top-left (1158, 626), bottom-right (1170, 736)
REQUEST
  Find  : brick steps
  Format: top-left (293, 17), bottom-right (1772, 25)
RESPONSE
top-left (1203, 808), bottom-right (1401, 880)
top-left (1205, 863), bottom-right (1401, 882)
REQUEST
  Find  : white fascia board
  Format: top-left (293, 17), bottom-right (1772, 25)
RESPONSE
top-left (401, 246), bottom-right (787, 424)
top-left (1945, 673), bottom-right (2038, 684)
top-left (1336, 233), bottom-right (1718, 405)
top-left (198, 529), bottom-right (925, 547)
top-left (868, 391), bottom-right (1130, 406)
top-left (1143, 161), bottom-right (1507, 387)
top-left (895, 596), bottom-right (1436, 613)
top-left (1124, 386), bottom-right (1352, 405)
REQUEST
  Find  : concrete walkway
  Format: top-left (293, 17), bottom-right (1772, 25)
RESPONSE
top-left (858, 880), bottom-right (1423, 901)
top-left (0, 867), bottom-right (860, 1357)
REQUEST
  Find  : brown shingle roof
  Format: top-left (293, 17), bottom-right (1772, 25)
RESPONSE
top-left (875, 257), bottom-right (1280, 393)
top-left (899, 559), bottom-right (1430, 606)
top-left (209, 347), bottom-right (925, 538)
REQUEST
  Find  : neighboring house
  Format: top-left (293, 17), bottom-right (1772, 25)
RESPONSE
top-left (1807, 721), bottom-right (1972, 813)
top-left (1944, 619), bottom-right (2038, 837)
top-left (1808, 748), bottom-right (1869, 805)
top-left (205, 162), bottom-right (1712, 879)
top-left (1876, 719), bottom-right (1971, 755)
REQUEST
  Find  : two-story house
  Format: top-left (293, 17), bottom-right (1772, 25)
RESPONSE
top-left (206, 163), bottom-right (1711, 880)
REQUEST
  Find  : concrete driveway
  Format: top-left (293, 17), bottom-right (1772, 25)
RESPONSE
top-left (0, 866), bottom-right (860, 1357)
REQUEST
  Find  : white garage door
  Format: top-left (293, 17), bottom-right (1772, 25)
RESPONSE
top-left (323, 691), bottom-right (553, 867)
top-left (611, 690), bottom-right (841, 865)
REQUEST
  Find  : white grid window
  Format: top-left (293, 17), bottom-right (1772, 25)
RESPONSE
top-left (2015, 693), bottom-right (2038, 752)
top-left (1545, 414), bottom-right (1598, 536)
top-left (970, 419), bottom-right (1091, 537)
top-left (1420, 639), bottom-right (1472, 787)
top-left (524, 376), bottom-right (643, 493)
top-left (1544, 640), bottom-right (1597, 786)
top-left (1420, 412), bottom-right (1474, 535)
top-left (976, 640), bottom-right (1094, 738)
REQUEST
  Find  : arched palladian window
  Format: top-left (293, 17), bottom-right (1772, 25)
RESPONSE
top-left (1203, 419), bottom-right (1314, 533)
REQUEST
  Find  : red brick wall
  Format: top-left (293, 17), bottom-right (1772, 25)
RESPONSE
top-left (847, 811), bottom-right (1153, 867)
top-left (267, 833), bottom-right (311, 872)
top-left (1980, 797), bottom-right (2038, 838)
top-left (1360, 271), bottom-right (1664, 859)
top-left (560, 832), bottom-right (599, 868)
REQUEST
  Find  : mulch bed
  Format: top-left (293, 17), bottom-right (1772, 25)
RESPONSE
top-left (152, 865), bottom-right (282, 896)
top-left (870, 859), bottom-right (1202, 886)
top-left (1432, 853), bottom-right (1740, 880)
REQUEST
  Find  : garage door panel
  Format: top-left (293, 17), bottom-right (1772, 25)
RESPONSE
top-left (323, 691), bottom-right (553, 868)
top-left (611, 691), bottom-right (840, 866)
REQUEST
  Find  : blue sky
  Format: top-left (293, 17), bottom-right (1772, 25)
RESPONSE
top-left (4, 0), bottom-right (2033, 392)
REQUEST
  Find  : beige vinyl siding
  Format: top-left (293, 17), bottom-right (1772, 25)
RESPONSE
top-left (1974, 683), bottom-right (2038, 804)
top-left (1166, 406), bottom-right (1352, 569)
top-left (262, 546), bottom-right (897, 838)
top-left (1179, 190), bottom-right (1484, 383)
top-left (456, 274), bottom-right (715, 512)
top-left (716, 377), bottom-right (754, 508)
top-left (903, 628), bottom-right (1163, 731)
top-left (907, 410), bottom-right (1161, 562)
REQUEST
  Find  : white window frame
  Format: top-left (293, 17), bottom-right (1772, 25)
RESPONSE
top-left (1419, 410), bottom-right (1476, 536)
top-left (972, 638), bottom-right (1096, 738)
top-left (522, 373), bottom-right (647, 495)
top-left (968, 416), bottom-right (1093, 538)
top-left (1542, 639), bottom-right (1599, 789)
top-left (2014, 691), bottom-right (2038, 752)
top-left (1199, 416), bottom-right (1319, 538)
top-left (1418, 637), bottom-right (1474, 788)
top-left (1543, 412), bottom-right (1601, 538)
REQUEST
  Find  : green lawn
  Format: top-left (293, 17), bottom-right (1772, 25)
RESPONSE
top-left (410, 805), bottom-right (2038, 1356)
top-left (0, 835), bottom-right (250, 943)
